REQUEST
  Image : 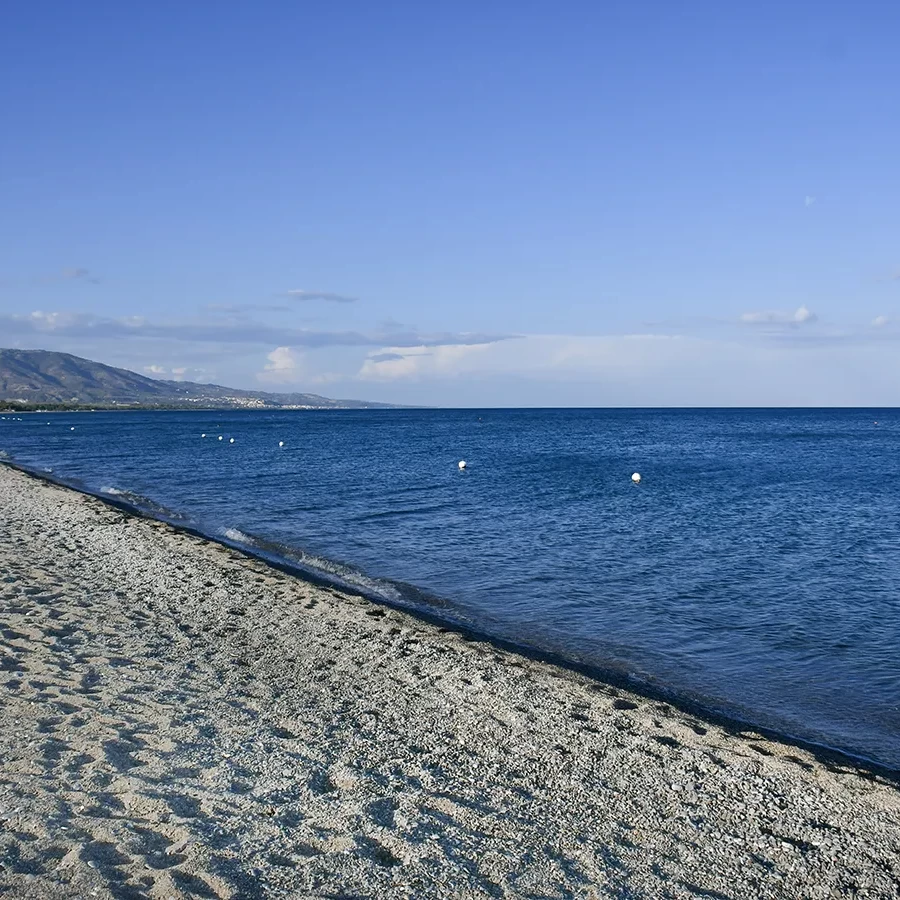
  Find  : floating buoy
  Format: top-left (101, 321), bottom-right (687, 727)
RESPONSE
top-left (278, 441), bottom-right (284, 447)
top-left (631, 472), bottom-right (641, 484)
top-left (218, 435), bottom-right (223, 441)
top-left (201, 433), bottom-right (206, 438)
top-left (70, 427), bottom-right (75, 431)
top-left (229, 438), bottom-right (235, 444)
top-left (458, 460), bottom-right (467, 469)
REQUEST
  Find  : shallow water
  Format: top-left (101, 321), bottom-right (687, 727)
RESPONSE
top-left (2, 408), bottom-right (899, 768)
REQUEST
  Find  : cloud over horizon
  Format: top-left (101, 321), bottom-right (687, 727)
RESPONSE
top-left (3, 304), bottom-right (899, 406)
top-left (143, 363), bottom-right (205, 381)
top-left (258, 346), bottom-right (302, 384)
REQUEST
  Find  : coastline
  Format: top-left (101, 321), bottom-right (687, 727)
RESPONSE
top-left (1, 464), bottom-right (898, 898)
top-left (4, 455), bottom-right (898, 779)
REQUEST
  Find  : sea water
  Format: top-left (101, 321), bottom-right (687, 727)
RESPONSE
top-left (2, 408), bottom-right (898, 769)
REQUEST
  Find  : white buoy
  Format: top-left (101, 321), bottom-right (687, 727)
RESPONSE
top-left (458, 460), bottom-right (467, 470)
top-left (70, 427), bottom-right (75, 431)
top-left (201, 433), bottom-right (206, 438)
top-left (218, 435), bottom-right (223, 441)
top-left (229, 438), bottom-right (235, 444)
top-left (631, 472), bottom-right (641, 484)
top-left (278, 441), bottom-right (284, 448)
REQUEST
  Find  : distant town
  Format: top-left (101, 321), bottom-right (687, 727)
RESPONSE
top-left (0, 349), bottom-right (402, 411)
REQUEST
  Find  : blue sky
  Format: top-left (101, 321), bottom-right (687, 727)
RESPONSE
top-left (2, 1), bottom-right (898, 405)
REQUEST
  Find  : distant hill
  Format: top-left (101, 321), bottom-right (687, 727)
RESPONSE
top-left (0, 349), bottom-right (398, 410)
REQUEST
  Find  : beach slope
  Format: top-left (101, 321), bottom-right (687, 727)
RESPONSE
top-left (0, 464), bottom-right (898, 898)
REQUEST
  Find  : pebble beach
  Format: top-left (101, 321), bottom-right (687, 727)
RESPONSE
top-left (1, 462), bottom-right (899, 898)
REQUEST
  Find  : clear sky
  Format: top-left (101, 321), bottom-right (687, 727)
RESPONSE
top-left (2, 1), bottom-right (898, 405)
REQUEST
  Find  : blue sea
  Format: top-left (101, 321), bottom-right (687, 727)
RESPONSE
top-left (2, 408), bottom-right (899, 770)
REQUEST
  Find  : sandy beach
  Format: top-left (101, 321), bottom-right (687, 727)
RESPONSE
top-left (0, 463), bottom-right (898, 899)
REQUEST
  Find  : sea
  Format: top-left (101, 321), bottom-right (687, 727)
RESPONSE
top-left (2, 407), bottom-right (898, 770)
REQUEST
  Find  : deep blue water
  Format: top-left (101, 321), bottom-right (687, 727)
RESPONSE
top-left (2, 408), bottom-right (899, 769)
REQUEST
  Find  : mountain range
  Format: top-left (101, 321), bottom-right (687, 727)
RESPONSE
top-left (0, 349), bottom-right (398, 409)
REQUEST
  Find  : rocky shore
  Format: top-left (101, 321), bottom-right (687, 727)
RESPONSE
top-left (1, 463), bottom-right (898, 898)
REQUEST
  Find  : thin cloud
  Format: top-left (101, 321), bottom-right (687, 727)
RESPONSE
top-left (379, 317), bottom-right (410, 332)
top-left (63, 267), bottom-right (101, 284)
top-left (804, 195), bottom-right (816, 207)
top-left (740, 306), bottom-right (817, 326)
top-left (874, 269), bottom-right (900, 283)
top-left (0, 309), bottom-right (514, 351)
top-left (285, 289), bottom-right (358, 303)
top-left (872, 315), bottom-right (890, 328)
top-left (203, 303), bottom-right (291, 313)
top-left (35, 267), bottom-right (102, 285)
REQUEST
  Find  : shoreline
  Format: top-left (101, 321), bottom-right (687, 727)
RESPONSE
top-left (1, 463), bottom-right (899, 897)
top-left (4, 457), bottom-right (897, 782)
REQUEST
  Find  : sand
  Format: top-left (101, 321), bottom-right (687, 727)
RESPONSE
top-left (0, 463), bottom-right (898, 899)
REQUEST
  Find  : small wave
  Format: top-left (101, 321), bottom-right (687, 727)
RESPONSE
top-left (97, 486), bottom-right (189, 522)
top-left (214, 525), bottom-right (452, 615)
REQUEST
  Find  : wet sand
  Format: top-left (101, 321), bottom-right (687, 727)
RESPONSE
top-left (1, 463), bottom-right (898, 899)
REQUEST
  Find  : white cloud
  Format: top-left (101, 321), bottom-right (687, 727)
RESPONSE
top-left (358, 343), bottom-right (494, 381)
top-left (143, 364), bottom-right (205, 381)
top-left (26, 310), bottom-right (79, 330)
top-left (7, 317), bottom-right (900, 405)
top-left (740, 311), bottom-right (772, 324)
top-left (804, 195), bottom-right (816, 207)
top-left (873, 315), bottom-right (890, 328)
top-left (347, 332), bottom-right (900, 406)
top-left (258, 346), bottom-right (304, 384)
top-left (740, 305), bottom-right (817, 325)
top-left (358, 335), bottom-right (704, 385)
top-left (255, 346), bottom-right (346, 387)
